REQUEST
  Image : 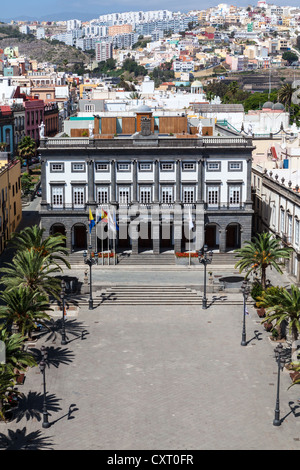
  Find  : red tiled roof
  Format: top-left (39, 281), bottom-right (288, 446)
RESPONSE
top-left (0, 106), bottom-right (12, 115)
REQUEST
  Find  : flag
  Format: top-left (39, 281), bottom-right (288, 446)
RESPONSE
top-left (108, 209), bottom-right (116, 233)
top-left (188, 209), bottom-right (194, 231)
top-left (114, 212), bottom-right (119, 231)
top-left (97, 208), bottom-right (108, 223)
top-left (89, 209), bottom-right (95, 233)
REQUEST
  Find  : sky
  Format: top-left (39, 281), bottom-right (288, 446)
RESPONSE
top-left (1, 0), bottom-right (300, 22)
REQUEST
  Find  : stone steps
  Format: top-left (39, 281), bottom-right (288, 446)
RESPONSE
top-left (92, 285), bottom-right (244, 305)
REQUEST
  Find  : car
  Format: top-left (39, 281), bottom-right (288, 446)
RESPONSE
top-left (36, 187), bottom-right (42, 197)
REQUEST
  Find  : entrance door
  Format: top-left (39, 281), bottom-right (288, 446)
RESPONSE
top-left (205, 225), bottom-right (216, 249)
top-left (160, 221), bottom-right (173, 251)
top-left (139, 222), bottom-right (152, 252)
top-left (73, 225), bottom-right (87, 250)
top-left (226, 224), bottom-right (240, 250)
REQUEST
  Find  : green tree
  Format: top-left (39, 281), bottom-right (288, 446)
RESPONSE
top-left (0, 328), bottom-right (37, 373)
top-left (17, 136), bottom-right (37, 173)
top-left (278, 83), bottom-right (296, 111)
top-left (0, 249), bottom-right (62, 301)
top-left (282, 51), bottom-right (298, 64)
top-left (9, 225), bottom-right (70, 270)
top-left (257, 285), bottom-right (300, 347)
top-left (0, 370), bottom-right (17, 421)
top-left (234, 232), bottom-right (292, 290)
top-left (0, 287), bottom-right (51, 337)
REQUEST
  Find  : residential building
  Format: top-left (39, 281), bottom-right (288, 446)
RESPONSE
top-left (0, 155), bottom-right (22, 254)
top-left (95, 41), bottom-right (113, 62)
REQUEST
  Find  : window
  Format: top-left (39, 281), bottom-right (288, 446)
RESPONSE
top-left (50, 163), bottom-right (64, 172)
top-left (229, 186), bottom-right (241, 206)
top-left (139, 163), bottom-right (152, 171)
top-left (96, 163), bottom-right (109, 171)
top-left (207, 186), bottom-right (219, 206)
top-left (182, 162), bottom-right (195, 171)
top-left (280, 209), bottom-right (285, 234)
top-left (161, 187), bottom-right (173, 204)
top-left (288, 214), bottom-right (292, 241)
top-left (295, 219), bottom-right (300, 246)
top-left (73, 187), bottom-right (85, 208)
top-left (183, 186), bottom-right (195, 204)
top-left (207, 162), bottom-right (220, 171)
top-left (119, 187), bottom-right (130, 204)
top-left (51, 186), bottom-right (63, 208)
top-left (72, 163), bottom-right (85, 172)
top-left (161, 163), bottom-right (173, 171)
top-left (97, 187), bottom-right (109, 204)
top-left (140, 187), bottom-right (152, 204)
top-left (84, 104), bottom-right (95, 112)
top-left (118, 163), bottom-right (130, 171)
top-left (229, 161), bottom-right (242, 171)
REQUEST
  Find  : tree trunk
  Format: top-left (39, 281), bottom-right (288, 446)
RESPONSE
top-left (261, 266), bottom-right (267, 291)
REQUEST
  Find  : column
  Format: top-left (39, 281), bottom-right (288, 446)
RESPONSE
top-left (111, 160), bottom-right (116, 203)
top-left (152, 204), bottom-right (160, 255)
top-left (175, 159), bottom-right (181, 202)
top-left (132, 159), bottom-right (137, 203)
top-left (154, 159), bottom-right (159, 203)
top-left (40, 158), bottom-right (47, 206)
top-left (87, 159), bottom-right (95, 205)
top-left (173, 203), bottom-right (182, 253)
top-left (197, 158), bottom-right (204, 203)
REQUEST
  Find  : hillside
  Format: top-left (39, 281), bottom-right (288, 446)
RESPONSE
top-left (0, 24), bottom-right (91, 66)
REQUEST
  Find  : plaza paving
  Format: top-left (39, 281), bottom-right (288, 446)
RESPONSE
top-left (1, 266), bottom-right (300, 451)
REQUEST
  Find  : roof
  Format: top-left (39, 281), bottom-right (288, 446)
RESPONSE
top-left (191, 80), bottom-right (203, 87)
top-left (135, 104), bottom-right (152, 113)
top-left (192, 104), bottom-right (244, 112)
top-left (262, 101), bottom-right (273, 109)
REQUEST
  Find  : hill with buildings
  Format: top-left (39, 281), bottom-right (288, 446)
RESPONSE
top-left (0, 25), bottom-right (91, 66)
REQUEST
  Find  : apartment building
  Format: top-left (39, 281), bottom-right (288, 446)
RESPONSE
top-left (0, 155), bottom-right (22, 255)
top-left (95, 41), bottom-right (113, 62)
top-left (38, 116), bottom-right (254, 256)
top-left (108, 24), bottom-right (132, 37)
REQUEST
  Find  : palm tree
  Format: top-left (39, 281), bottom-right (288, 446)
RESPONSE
top-left (277, 83), bottom-right (296, 111)
top-left (234, 232), bottom-right (292, 289)
top-left (227, 81), bottom-right (239, 99)
top-left (0, 287), bottom-right (51, 337)
top-left (0, 249), bottom-right (62, 301)
top-left (10, 225), bottom-right (70, 270)
top-left (0, 328), bottom-right (37, 374)
top-left (257, 285), bottom-right (300, 348)
top-left (17, 136), bottom-right (36, 173)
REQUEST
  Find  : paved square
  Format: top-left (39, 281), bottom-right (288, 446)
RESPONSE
top-left (1, 291), bottom-right (300, 450)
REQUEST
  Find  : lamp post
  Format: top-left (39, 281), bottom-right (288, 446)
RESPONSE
top-left (273, 343), bottom-right (285, 426)
top-left (241, 280), bottom-right (250, 346)
top-left (83, 245), bottom-right (96, 310)
top-left (198, 244), bottom-right (213, 309)
top-left (39, 345), bottom-right (50, 429)
top-left (60, 279), bottom-right (67, 345)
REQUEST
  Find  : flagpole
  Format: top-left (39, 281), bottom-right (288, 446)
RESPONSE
top-left (101, 222), bottom-right (104, 266)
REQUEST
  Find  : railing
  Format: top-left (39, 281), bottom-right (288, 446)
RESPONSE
top-left (205, 202), bottom-right (247, 210)
top-left (40, 135), bottom-right (253, 149)
top-left (46, 203), bottom-right (87, 211)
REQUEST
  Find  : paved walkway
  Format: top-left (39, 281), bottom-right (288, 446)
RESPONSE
top-left (1, 266), bottom-right (300, 450)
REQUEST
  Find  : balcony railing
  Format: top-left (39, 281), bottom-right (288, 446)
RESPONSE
top-left (46, 203), bottom-right (87, 211)
top-left (40, 135), bottom-right (253, 149)
top-left (205, 202), bottom-right (246, 210)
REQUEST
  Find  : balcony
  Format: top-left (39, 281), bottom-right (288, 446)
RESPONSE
top-left (46, 203), bottom-right (87, 211)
